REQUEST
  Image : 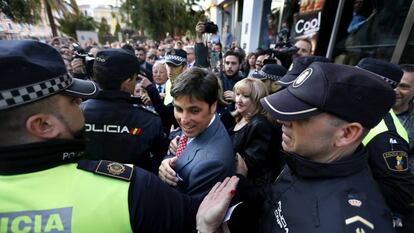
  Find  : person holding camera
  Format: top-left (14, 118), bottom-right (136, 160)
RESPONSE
top-left (195, 21), bottom-right (215, 68)
top-left (195, 21), bottom-right (244, 127)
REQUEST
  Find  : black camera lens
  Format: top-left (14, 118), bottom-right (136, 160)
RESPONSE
top-left (204, 22), bottom-right (218, 34)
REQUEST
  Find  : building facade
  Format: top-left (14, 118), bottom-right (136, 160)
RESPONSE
top-left (203, 0), bottom-right (414, 64)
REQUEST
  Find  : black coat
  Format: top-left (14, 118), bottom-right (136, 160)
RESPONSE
top-left (144, 84), bottom-right (178, 136)
top-left (229, 114), bottom-right (282, 185)
top-left (232, 147), bottom-right (396, 233)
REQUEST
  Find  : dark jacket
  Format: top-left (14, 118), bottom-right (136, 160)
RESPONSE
top-left (81, 90), bottom-right (169, 173)
top-left (144, 84), bottom-right (178, 136)
top-left (364, 111), bottom-right (414, 231)
top-left (140, 61), bottom-right (153, 81)
top-left (219, 72), bottom-right (243, 92)
top-left (233, 147), bottom-right (395, 233)
top-left (195, 42), bottom-right (209, 68)
top-left (229, 114), bottom-right (282, 185)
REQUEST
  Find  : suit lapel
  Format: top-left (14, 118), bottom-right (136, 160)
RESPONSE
top-left (176, 114), bottom-right (220, 173)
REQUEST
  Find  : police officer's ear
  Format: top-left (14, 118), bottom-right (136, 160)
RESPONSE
top-left (120, 75), bottom-right (137, 94)
top-left (26, 113), bottom-right (62, 140)
top-left (334, 122), bottom-right (364, 147)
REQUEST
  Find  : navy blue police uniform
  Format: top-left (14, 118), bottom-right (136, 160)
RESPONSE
top-left (357, 58), bottom-right (414, 232)
top-left (81, 49), bottom-right (170, 173)
top-left (231, 62), bottom-right (397, 233)
top-left (82, 90), bottom-right (169, 173)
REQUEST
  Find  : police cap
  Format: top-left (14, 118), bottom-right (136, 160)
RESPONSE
top-left (164, 49), bottom-right (187, 66)
top-left (94, 48), bottom-right (140, 80)
top-left (278, 55), bottom-right (331, 87)
top-left (0, 40), bottom-right (98, 111)
top-left (261, 62), bottom-right (395, 129)
top-left (252, 64), bottom-right (287, 81)
top-left (357, 57), bottom-right (403, 88)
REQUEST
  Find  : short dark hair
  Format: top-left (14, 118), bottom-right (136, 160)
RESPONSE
top-left (94, 69), bottom-right (133, 90)
top-left (214, 42), bottom-right (222, 49)
top-left (171, 67), bottom-right (219, 106)
top-left (135, 47), bottom-right (146, 54)
top-left (0, 95), bottom-right (58, 146)
top-left (224, 50), bottom-right (243, 64)
top-left (122, 44), bottom-right (134, 53)
top-left (400, 64), bottom-right (414, 73)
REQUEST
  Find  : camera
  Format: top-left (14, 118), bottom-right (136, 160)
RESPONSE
top-left (71, 43), bottom-right (95, 79)
top-left (72, 43), bottom-right (87, 59)
top-left (266, 27), bottom-right (299, 68)
top-left (204, 22), bottom-right (218, 34)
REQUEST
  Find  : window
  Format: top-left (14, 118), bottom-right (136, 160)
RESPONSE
top-left (399, 26), bottom-right (414, 64)
top-left (333, 0), bottom-right (412, 65)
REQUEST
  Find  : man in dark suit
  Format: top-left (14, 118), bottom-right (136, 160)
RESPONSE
top-left (134, 47), bottom-right (153, 81)
top-left (158, 67), bottom-right (235, 200)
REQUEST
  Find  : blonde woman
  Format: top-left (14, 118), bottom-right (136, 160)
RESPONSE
top-left (230, 78), bottom-right (282, 185)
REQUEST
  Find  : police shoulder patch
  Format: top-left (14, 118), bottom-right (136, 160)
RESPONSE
top-left (94, 160), bottom-right (134, 181)
top-left (383, 151), bottom-right (408, 172)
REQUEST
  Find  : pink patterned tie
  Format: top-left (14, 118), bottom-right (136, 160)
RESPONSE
top-left (175, 135), bottom-right (188, 158)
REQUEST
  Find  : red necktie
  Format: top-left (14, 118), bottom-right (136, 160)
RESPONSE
top-left (175, 135), bottom-right (188, 158)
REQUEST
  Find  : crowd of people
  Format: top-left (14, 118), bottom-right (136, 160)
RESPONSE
top-left (1, 21), bottom-right (414, 233)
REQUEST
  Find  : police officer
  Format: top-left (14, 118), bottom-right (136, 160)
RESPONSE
top-left (277, 55), bottom-right (331, 88)
top-left (357, 58), bottom-right (414, 232)
top-left (196, 62), bottom-right (396, 233)
top-left (81, 48), bottom-right (169, 173)
top-left (0, 40), bottom-right (198, 232)
top-left (251, 64), bottom-right (287, 94)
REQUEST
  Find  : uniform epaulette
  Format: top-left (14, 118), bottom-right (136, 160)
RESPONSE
top-left (135, 105), bottom-right (159, 116)
top-left (77, 159), bottom-right (134, 182)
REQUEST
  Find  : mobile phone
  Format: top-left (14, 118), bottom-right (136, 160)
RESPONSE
top-left (210, 51), bottom-right (220, 69)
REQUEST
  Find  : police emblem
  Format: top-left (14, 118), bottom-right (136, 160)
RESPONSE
top-left (94, 160), bottom-right (133, 181)
top-left (107, 162), bottom-right (125, 175)
top-left (348, 199), bottom-right (362, 207)
top-left (95, 56), bottom-right (107, 63)
top-left (292, 68), bottom-right (313, 88)
top-left (383, 151), bottom-right (408, 172)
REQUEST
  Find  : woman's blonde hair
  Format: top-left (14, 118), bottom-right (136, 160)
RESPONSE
top-left (233, 77), bottom-right (269, 122)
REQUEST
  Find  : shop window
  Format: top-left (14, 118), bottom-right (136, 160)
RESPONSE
top-left (333, 0), bottom-right (412, 65)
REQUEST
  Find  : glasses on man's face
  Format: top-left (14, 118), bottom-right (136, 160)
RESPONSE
top-left (158, 49), bottom-right (165, 52)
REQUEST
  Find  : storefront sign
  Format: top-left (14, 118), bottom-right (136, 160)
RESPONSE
top-left (294, 11), bottom-right (322, 37)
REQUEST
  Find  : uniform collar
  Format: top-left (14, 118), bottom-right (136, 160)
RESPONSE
top-left (284, 145), bottom-right (368, 178)
top-left (0, 139), bottom-right (85, 175)
top-left (96, 90), bottom-right (131, 100)
top-left (95, 90), bottom-right (143, 105)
